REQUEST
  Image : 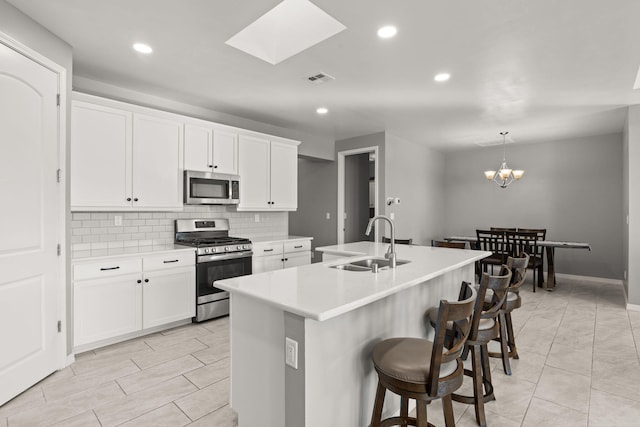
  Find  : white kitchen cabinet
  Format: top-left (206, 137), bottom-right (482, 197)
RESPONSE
top-left (184, 123), bottom-right (238, 175)
top-left (71, 101), bottom-right (133, 209)
top-left (142, 253), bottom-right (195, 329)
top-left (252, 238), bottom-right (312, 273)
top-left (71, 94), bottom-right (184, 211)
top-left (132, 114), bottom-right (184, 209)
top-left (73, 250), bottom-right (195, 352)
top-left (238, 134), bottom-right (299, 211)
top-left (73, 257), bottom-right (143, 348)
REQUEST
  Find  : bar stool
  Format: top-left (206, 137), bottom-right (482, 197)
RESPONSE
top-left (432, 240), bottom-right (466, 249)
top-left (427, 267), bottom-right (511, 427)
top-left (370, 282), bottom-right (477, 427)
top-left (488, 254), bottom-right (529, 375)
top-left (382, 236), bottom-right (413, 245)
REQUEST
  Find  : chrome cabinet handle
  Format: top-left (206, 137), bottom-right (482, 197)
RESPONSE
top-left (100, 266), bottom-right (120, 271)
top-left (294, 245), bottom-right (303, 249)
top-left (163, 259), bottom-right (179, 263)
top-left (263, 249), bottom-right (274, 252)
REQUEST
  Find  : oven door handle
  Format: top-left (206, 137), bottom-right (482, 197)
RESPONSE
top-left (197, 251), bottom-right (253, 263)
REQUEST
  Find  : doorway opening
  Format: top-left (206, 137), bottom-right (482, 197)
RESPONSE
top-left (337, 146), bottom-right (378, 244)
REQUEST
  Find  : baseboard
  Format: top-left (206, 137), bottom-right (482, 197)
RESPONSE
top-left (627, 303), bottom-right (640, 312)
top-left (552, 273), bottom-right (623, 286)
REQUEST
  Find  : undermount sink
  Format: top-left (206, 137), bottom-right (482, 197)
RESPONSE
top-left (329, 257), bottom-right (410, 272)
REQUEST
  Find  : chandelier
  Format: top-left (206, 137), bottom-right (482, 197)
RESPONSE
top-left (484, 131), bottom-right (524, 188)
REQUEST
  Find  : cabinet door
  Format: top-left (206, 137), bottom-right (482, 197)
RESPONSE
top-left (212, 129), bottom-right (238, 175)
top-left (269, 141), bottom-right (298, 210)
top-left (184, 124), bottom-right (212, 172)
top-left (238, 134), bottom-right (271, 210)
top-left (283, 251), bottom-right (311, 269)
top-left (142, 266), bottom-right (195, 329)
top-left (71, 101), bottom-right (132, 209)
top-left (252, 254), bottom-right (285, 274)
top-left (73, 274), bottom-right (142, 347)
top-left (132, 114), bottom-right (184, 209)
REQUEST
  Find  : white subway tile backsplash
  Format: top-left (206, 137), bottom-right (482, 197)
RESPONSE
top-left (70, 209), bottom-right (287, 257)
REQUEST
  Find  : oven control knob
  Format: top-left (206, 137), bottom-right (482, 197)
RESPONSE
top-left (225, 246), bottom-right (230, 252)
top-left (244, 244), bottom-right (251, 250)
top-left (204, 248), bottom-right (210, 254)
top-left (237, 245), bottom-right (242, 250)
top-left (209, 247), bottom-right (216, 253)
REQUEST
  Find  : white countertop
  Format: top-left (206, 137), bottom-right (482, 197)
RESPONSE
top-left (246, 235), bottom-right (313, 244)
top-left (72, 244), bottom-right (195, 261)
top-left (215, 242), bottom-right (490, 321)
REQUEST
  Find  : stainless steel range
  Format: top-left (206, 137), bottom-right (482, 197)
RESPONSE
top-left (175, 219), bottom-right (252, 322)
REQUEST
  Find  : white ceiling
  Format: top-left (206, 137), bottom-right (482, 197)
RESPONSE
top-left (8, 0), bottom-right (640, 150)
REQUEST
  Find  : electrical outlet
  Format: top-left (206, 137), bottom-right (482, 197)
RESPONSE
top-left (326, 212), bottom-right (331, 220)
top-left (285, 337), bottom-right (298, 369)
top-left (254, 214), bottom-right (260, 223)
top-left (114, 215), bottom-right (122, 226)
top-left (389, 213), bottom-right (395, 220)
top-left (624, 270), bottom-right (627, 280)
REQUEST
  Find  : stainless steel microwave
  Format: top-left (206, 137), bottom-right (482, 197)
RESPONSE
top-left (184, 170), bottom-right (240, 205)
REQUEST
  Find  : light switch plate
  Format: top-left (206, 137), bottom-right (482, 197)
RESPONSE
top-left (285, 337), bottom-right (298, 369)
top-left (114, 215), bottom-right (122, 226)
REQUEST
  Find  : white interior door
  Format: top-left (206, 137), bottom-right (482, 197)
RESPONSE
top-left (0, 41), bottom-right (62, 405)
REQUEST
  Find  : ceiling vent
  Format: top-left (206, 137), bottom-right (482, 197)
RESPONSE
top-left (307, 72), bottom-right (335, 84)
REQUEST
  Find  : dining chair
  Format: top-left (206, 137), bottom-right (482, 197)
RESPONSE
top-left (370, 282), bottom-right (477, 427)
top-left (382, 236), bottom-right (413, 245)
top-left (508, 229), bottom-right (545, 291)
top-left (432, 240), bottom-right (466, 249)
top-left (476, 229), bottom-right (509, 274)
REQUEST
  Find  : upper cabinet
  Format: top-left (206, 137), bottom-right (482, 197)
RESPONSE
top-left (71, 101), bottom-right (133, 209)
top-left (71, 92), bottom-right (300, 212)
top-left (71, 95), bottom-right (183, 211)
top-left (238, 134), bottom-right (299, 211)
top-left (184, 123), bottom-right (238, 175)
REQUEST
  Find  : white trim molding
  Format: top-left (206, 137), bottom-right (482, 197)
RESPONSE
top-left (337, 146), bottom-right (379, 244)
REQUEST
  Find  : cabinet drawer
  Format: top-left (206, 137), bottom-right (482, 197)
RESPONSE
top-left (284, 240), bottom-right (311, 254)
top-left (74, 257), bottom-right (142, 281)
top-left (252, 242), bottom-right (284, 257)
top-left (143, 251), bottom-right (195, 271)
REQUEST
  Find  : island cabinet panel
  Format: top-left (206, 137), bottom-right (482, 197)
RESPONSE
top-left (238, 135), bottom-right (300, 211)
top-left (184, 123), bottom-right (238, 175)
top-left (72, 250), bottom-right (195, 352)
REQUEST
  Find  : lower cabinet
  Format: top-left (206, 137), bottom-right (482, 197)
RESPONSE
top-left (73, 251), bottom-right (195, 351)
top-left (252, 238), bottom-right (312, 274)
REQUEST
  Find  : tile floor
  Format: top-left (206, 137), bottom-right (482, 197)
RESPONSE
top-left (1, 276), bottom-right (640, 426)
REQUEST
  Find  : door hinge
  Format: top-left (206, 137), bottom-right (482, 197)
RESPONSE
top-left (56, 94), bottom-right (60, 106)
top-left (56, 169), bottom-right (61, 183)
top-left (57, 320), bottom-right (62, 333)
top-left (57, 243), bottom-right (61, 256)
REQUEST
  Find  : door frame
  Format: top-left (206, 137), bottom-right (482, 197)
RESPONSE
top-left (337, 146), bottom-right (379, 244)
top-left (0, 31), bottom-right (69, 368)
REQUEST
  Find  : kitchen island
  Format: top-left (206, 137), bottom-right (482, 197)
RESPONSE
top-left (215, 242), bottom-right (489, 427)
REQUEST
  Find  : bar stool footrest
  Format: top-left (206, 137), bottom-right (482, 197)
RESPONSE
top-left (379, 416), bottom-right (436, 427)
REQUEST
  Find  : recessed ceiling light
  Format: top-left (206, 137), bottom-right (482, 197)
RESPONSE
top-left (377, 25), bottom-right (397, 39)
top-left (133, 43), bottom-right (153, 54)
top-left (316, 107), bottom-right (328, 115)
top-left (434, 73), bottom-right (450, 82)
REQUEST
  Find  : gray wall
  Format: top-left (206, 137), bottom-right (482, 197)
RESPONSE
top-left (443, 133), bottom-right (623, 280)
top-left (625, 106), bottom-right (640, 305)
top-left (385, 133), bottom-right (445, 245)
top-left (289, 157), bottom-right (338, 260)
top-left (73, 77), bottom-right (335, 160)
top-left (0, 0), bottom-right (74, 354)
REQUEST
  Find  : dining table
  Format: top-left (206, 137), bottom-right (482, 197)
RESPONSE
top-left (444, 236), bottom-right (591, 290)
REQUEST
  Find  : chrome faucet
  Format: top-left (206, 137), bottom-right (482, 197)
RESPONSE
top-left (365, 215), bottom-right (397, 268)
